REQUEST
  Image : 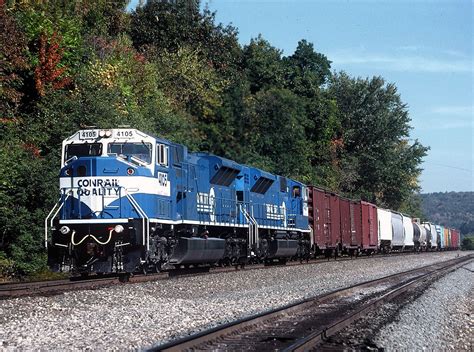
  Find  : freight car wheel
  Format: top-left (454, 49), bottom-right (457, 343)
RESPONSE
top-left (155, 262), bottom-right (162, 273)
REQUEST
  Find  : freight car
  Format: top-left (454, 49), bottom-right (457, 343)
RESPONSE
top-left (45, 128), bottom-right (461, 274)
top-left (45, 128), bottom-right (311, 274)
top-left (307, 187), bottom-right (341, 257)
top-left (436, 225), bottom-right (445, 250)
top-left (307, 188), bottom-right (379, 257)
top-left (412, 222), bottom-right (427, 252)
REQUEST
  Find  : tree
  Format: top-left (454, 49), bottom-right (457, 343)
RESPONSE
top-left (34, 31), bottom-right (72, 97)
top-left (35, 35), bottom-right (194, 149)
top-left (241, 88), bottom-right (311, 179)
top-left (327, 72), bottom-right (429, 209)
top-left (0, 123), bottom-right (56, 275)
top-left (284, 39), bottom-right (332, 97)
top-left (130, 0), bottom-right (240, 76)
top-left (0, 0), bottom-right (29, 118)
top-left (242, 36), bottom-right (285, 94)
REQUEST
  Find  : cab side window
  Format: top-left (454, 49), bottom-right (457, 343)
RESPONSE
top-left (292, 186), bottom-right (301, 198)
top-left (157, 144), bottom-right (169, 167)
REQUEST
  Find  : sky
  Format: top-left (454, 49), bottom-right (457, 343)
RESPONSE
top-left (129, 0), bottom-right (473, 193)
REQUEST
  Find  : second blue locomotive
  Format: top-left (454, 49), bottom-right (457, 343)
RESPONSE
top-left (46, 128), bottom-right (311, 274)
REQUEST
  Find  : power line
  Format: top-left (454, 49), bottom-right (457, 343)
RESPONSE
top-left (424, 162), bottom-right (472, 173)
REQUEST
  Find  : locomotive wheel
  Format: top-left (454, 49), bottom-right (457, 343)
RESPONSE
top-left (155, 262), bottom-right (162, 273)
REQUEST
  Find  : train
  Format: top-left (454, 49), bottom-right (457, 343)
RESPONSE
top-left (45, 128), bottom-right (460, 274)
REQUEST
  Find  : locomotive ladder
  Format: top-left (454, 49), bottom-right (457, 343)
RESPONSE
top-left (240, 204), bottom-right (259, 250)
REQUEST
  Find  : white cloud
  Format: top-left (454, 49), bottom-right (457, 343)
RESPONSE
top-left (330, 53), bottom-right (472, 73)
top-left (398, 45), bottom-right (422, 52)
top-left (397, 46), bottom-right (468, 59)
top-left (412, 114), bottom-right (472, 131)
top-left (430, 106), bottom-right (473, 115)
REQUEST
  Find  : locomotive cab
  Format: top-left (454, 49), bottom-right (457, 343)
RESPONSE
top-left (47, 128), bottom-right (162, 273)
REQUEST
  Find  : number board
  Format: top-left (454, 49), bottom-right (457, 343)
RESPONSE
top-left (114, 130), bottom-right (134, 139)
top-left (79, 130), bottom-right (98, 140)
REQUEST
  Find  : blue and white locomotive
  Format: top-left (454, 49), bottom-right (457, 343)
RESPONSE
top-left (46, 128), bottom-right (311, 274)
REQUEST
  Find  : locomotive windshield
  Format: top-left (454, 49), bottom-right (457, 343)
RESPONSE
top-left (108, 142), bottom-right (152, 164)
top-left (65, 143), bottom-right (102, 161)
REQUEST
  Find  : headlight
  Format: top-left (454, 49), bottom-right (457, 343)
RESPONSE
top-left (60, 226), bottom-right (70, 234)
top-left (99, 130), bottom-right (112, 138)
top-left (114, 225), bottom-right (124, 233)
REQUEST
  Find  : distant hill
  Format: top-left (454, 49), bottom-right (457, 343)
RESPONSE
top-left (420, 192), bottom-right (474, 235)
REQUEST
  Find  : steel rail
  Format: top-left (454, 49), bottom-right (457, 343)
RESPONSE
top-left (0, 250), bottom-right (461, 300)
top-left (286, 255), bottom-right (473, 351)
top-left (151, 254), bottom-right (473, 352)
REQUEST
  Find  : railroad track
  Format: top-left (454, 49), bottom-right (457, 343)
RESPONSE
top-left (151, 254), bottom-right (473, 352)
top-left (0, 250), bottom-right (451, 300)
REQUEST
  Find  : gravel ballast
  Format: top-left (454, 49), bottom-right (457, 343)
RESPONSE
top-left (0, 251), bottom-right (471, 350)
top-left (373, 259), bottom-right (473, 351)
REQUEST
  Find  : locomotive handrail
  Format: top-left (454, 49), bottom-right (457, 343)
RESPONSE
top-left (125, 192), bottom-right (150, 251)
top-left (240, 204), bottom-right (259, 249)
top-left (44, 192), bottom-right (70, 248)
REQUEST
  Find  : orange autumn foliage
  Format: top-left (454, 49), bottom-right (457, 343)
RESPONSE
top-left (34, 32), bottom-right (72, 97)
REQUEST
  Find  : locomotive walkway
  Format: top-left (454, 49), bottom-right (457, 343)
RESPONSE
top-left (151, 254), bottom-right (473, 351)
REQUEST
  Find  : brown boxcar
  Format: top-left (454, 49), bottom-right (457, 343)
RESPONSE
top-left (339, 197), bottom-right (356, 251)
top-left (349, 200), bottom-right (363, 251)
top-left (360, 201), bottom-right (378, 252)
top-left (308, 187), bottom-right (341, 255)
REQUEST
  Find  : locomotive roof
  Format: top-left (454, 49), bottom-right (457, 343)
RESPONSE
top-left (66, 128), bottom-right (305, 186)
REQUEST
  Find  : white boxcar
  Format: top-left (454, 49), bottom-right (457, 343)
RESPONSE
top-left (377, 208), bottom-right (392, 251)
top-left (402, 215), bottom-right (414, 248)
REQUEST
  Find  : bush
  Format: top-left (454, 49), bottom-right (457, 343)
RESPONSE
top-left (0, 255), bottom-right (15, 282)
top-left (461, 236), bottom-right (474, 250)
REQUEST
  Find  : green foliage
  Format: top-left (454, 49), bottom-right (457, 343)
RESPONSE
top-left (14, 6), bottom-right (83, 69)
top-left (130, 0), bottom-right (240, 75)
top-left (0, 3), bottom-right (30, 117)
top-left (0, 254), bottom-right (15, 282)
top-left (461, 236), bottom-right (474, 250)
top-left (241, 88), bottom-right (311, 178)
top-left (0, 123), bottom-right (55, 276)
top-left (243, 36), bottom-right (285, 94)
top-left (328, 73), bottom-right (429, 209)
top-left (0, 0), bottom-right (430, 278)
top-left (156, 46), bottom-right (229, 118)
top-left (284, 39), bottom-right (331, 97)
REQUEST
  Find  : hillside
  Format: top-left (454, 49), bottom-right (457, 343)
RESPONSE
top-left (420, 192), bottom-right (474, 234)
